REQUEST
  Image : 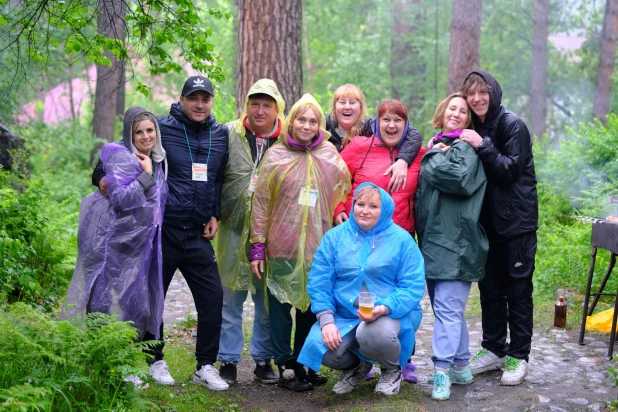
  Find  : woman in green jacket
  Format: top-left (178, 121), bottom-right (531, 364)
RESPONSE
top-left (414, 93), bottom-right (488, 401)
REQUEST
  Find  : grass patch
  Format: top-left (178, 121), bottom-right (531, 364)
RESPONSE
top-left (142, 345), bottom-right (243, 412)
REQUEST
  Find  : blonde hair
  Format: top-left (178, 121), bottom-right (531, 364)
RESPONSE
top-left (287, 104), bottom-right (323, 136)
top-left (329, 84), bottom-right (367, 148)
top-left (430, 93), bottom-right (473, 130)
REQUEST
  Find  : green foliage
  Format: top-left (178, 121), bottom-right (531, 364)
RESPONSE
top-left (0, 304), bottom-right (154, 411)
top-left (0, 172), bottom-right (74, 311)
top-left (0, 0), bottom-right (232, 117)
top-left (534, 114), bottom-right (618, 301)
top-left (0, 121), bottom-right (100, 311)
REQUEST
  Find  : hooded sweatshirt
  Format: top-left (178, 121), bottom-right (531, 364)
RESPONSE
top-left (249, 94), bottom-right (351, 311)
top-left (464, 70), bottom-right (538, 241)
top-left (63, 107), bottom-right (168, 340)
top-left (298, 182), bottom-right (425, 372)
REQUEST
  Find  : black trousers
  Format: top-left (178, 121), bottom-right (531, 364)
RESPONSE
top-left (143, 224), bottom-right (223, 368)
top-left (479, 231), bottom-right (536, 361)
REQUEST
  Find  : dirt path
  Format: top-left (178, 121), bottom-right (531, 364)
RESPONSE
top-left (164, 274), bottom-right (616, 411)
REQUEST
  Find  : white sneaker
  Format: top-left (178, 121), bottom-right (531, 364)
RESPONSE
top-left (374, 367), bottom-right (403, 396)
top-left (469, 349), bottom-right (506, 374)
top-left (193, 364), bottom-right (230, 391)
top-left (332, 361), bottom-right (373, 394)
top-left (123, 375), bottom-right (149, 390)
top-left (500, 356), bottom-right (528, 385)
top-left (149, 360), bottom-right (175, 385)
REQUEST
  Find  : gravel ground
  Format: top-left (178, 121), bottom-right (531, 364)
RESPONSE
top-left (164, 273), bottom-right (617, 411)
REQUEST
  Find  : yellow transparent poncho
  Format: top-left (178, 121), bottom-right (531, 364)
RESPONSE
top-left (250, 94), bottom-right (351, 311)
top-left (214, 79), bottom-right (285, 292)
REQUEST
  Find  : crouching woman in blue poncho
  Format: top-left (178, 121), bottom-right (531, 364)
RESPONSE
top-left (298, 182), bottom-right (425, 396)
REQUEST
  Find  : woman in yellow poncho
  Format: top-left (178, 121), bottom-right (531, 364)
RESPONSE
top-left (250, 94), bottom-right (351, 392)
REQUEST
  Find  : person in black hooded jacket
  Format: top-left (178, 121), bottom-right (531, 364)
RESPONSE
top-left (458, 70), bottom-right (538, 387)
top-left (91, 76), bottom-right (231, 391)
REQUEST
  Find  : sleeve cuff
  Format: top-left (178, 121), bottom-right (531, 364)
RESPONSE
top-left (137, 171), bottom-right (156, 191)
top-left (249, 242), bottom-right (266, 261)
top-left (317, 310), bottom-right (335, 328)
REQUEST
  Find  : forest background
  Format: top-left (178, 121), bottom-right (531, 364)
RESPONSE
top-left (1, 0), bottom-right (618, 410)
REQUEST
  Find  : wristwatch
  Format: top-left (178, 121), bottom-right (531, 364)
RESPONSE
top-left (476, 138), bottom-right (486, 151)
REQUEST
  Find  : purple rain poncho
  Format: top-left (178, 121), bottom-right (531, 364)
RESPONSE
top-left (63, 107), bottom-right (168, 339)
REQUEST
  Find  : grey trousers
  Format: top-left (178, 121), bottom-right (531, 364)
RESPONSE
top-left (322, 316), bottom-right (401, 370)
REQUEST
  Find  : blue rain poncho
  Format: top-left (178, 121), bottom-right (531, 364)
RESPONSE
top-left (63, 107), bottom-right (168, 339)
top-left (298, 182), bottom-right (425, 372)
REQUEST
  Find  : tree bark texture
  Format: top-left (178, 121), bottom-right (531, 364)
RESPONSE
top-left (593, 0), bottom-right (618, 124)
top-left (236, 0), bottom-right (302, 115)
top-left (391, 0), bottom-right (424, 111)
top-left (447, 0), bottom-right (483, 95)
top-left (93, 0), bottom-right (125, 142)
top-left (530, 0), bottom-right (549, 140)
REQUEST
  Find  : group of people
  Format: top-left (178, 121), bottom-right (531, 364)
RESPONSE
top-left (62, 69), bottom-right (538, 401)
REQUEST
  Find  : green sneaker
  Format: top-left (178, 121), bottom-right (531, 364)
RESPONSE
top-left (431, 370), bottom-right (450, 401)
top-left (427, 366), bottom-right (473, 385)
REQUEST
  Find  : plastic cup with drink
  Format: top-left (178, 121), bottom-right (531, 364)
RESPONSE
top-left (358, 292), bottom-right (376, 317)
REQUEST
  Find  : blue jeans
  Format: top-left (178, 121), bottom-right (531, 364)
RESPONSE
top-left (427, 279), bottom-right (472, 370)
top-left (217, 287), bottom-right (272, 363)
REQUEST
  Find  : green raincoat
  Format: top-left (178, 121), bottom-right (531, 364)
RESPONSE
top-left (214, 79), bottom-right (285, 292)
top-left (415, 138), bottom-right (488, 282)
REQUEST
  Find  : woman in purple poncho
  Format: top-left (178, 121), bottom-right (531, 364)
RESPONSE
top-left (63, 107), bottom-right (168, 344)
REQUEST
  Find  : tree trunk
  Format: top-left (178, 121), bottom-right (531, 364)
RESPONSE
top-left (236, 0), bottom-right (302, 115)
top-left (92, 0), bottom-right (125, 142)
top-left (391, 0), bottom-right (424, 111)
top-left (593, 0), bottom-right (618, 124)
top-left (530, 0), bottom-right (550, 140)
top-left (447, 0), bottom-right (483, 95)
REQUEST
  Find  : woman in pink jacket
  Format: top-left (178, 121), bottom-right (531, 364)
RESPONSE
top-left (334, 100), bottom-right (426, 234)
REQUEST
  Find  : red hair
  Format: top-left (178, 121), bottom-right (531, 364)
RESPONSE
top-left (377, 100), bottom-right (408, 122)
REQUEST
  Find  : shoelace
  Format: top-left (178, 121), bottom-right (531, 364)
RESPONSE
top-left (471, 349), bottom-right (488, 362)
top-left (505, 357), bottom-right (520, 372)
top-left (434, 372), bottom-right (447, 387)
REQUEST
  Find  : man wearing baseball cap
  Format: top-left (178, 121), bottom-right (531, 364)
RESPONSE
top-left (92, 75), bottom-right (230, 391)
top-left (214, 79), bottom-right (284, 385)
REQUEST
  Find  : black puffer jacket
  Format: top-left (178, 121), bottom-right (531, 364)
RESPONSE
top-left (466, 70), bottom-right (538, 241)
top-left (92, 102), bottom-right (229, 229)
top-left (325, 114), bottom-right (422, 164)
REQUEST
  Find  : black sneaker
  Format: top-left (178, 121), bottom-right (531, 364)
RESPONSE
top-left (276, 362), bottom-right (314, 392)
top-left (219, 362), bottom-right (237, 384)
top-left (307, 369), bottom-right (328, 387)
top-left (254, 360), bottom-right (279, 384)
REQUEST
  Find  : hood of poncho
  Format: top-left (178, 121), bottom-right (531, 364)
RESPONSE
top-left (348, 182), bottom-right (395, 235)
top-left (122, 106), bottom-right (165, 163)
top-left (282, 93), bottom-right (331, 147)
top-left (234, 78), bottom-right (286, 138)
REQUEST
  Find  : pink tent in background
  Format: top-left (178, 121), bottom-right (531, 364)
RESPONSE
top-left (16, 65), bottom-right (97, 125)
top-left (15, 64), bottom-right (197, 125)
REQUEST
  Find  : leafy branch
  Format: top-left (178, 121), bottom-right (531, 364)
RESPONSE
top-left (0, 0), bottom-right (232, 99)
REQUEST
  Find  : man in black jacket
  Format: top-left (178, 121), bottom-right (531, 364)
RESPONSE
top-left (92, 76), bottom-right (230, 391)
top-left (459, 70), bottom-right (538, 386)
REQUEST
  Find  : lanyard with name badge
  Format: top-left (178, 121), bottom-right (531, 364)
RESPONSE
top-left (183, 124), bottom-right (211, 181)
top-left (248, 136), bottom-right (269, 193)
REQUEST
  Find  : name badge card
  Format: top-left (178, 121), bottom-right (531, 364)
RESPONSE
top-left (248, 174), bottom-right (259, 193)
top-left (298, 185), bottom-right (318, 208)
top-left (192, 163), bottom-right (208, 181)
